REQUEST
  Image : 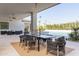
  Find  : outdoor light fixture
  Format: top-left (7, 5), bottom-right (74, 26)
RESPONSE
top-left (8, 14), bottom-right (17, 21)
top-left (12, 16), bottom-right (16, 19)
top-left (11, 13), bottom-right (16, 19)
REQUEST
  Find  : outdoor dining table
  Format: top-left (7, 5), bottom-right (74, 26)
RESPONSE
top-left (20, 33), bottom-right (63, 52)
top-left (36, 34), bottom-right (63, 51)
top-left (25, 33), bottom-right (56, 51)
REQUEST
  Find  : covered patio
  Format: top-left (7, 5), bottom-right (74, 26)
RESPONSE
top-left (0, 3), bottom-right (78, 56)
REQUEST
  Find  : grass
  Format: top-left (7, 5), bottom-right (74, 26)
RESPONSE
top-left (68, 38), bottom-right (79, 42)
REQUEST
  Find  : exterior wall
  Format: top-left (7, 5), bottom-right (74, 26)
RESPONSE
top-left (9, 20), bottom-right (24, 32)
top-left (0, 19), bottom-right (25, 32)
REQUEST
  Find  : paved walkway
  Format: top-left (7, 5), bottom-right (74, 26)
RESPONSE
top-left (0, 35), bottom-right (19, 56)
top-left (66, 41), bottom-right (79, 56)
top-left (0, 35), bottom-right (79, 56)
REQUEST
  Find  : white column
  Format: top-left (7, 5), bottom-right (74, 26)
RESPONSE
top-left (30, 12), bottom-right (37, 34)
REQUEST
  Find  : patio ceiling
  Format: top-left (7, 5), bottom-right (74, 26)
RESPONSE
top-left (0, 3), bottom-right (59, 20)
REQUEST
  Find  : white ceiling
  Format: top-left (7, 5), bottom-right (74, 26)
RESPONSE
top-left (0, 3), bottom-right (59, 20)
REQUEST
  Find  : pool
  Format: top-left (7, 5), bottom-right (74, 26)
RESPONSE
top-left (41, 30), bottom-right (72, 39)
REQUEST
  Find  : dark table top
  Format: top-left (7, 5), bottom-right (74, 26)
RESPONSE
top-left (19, 33), bottom-right (63, 41)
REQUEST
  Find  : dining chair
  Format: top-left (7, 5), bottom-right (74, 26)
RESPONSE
top-left (24, 35), bottom-right (36, 52)
top-left (19, 35), bottom-right (26, 47)
top-left (47, 36), bottom-right (66, 56)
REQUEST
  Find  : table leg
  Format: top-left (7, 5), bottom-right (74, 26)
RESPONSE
top-left (38, 39), bottom-right (40, 51)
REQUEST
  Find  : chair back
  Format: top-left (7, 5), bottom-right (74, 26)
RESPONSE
top-left (25, 35), bottom-right (34, 41)
top-left (55, 36), bottom-right (66, 46)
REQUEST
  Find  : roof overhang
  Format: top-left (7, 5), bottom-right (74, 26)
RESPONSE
top-left (0, 3), bottom-right (59, 20)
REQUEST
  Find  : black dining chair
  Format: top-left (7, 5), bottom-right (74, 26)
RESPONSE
top-left (19, 35), bottom-right (26, 47)
top-left (24, 35), bottom-right (36, 52)
top-left (47, 36), bottom-right (66, 56)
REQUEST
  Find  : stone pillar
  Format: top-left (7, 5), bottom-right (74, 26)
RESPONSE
top-left (30, 12), bottom-right (37, 34)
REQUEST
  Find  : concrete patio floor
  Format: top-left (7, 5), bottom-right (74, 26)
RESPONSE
top-left (0, 35), bottom-right (79, 56)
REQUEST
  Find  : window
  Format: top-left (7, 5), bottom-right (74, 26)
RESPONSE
top-left (0, 22), bottom-right (9, 29)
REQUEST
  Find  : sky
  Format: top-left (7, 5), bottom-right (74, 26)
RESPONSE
top-left (24, 3), bottom-right (79, 25)
top-left (37, 3), bottom-right (79, 25)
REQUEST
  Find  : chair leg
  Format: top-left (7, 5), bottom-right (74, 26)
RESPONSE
top-left (27, 41), bottom-right (29, 53)
top-left (57, 46), bottom-right (59, 56)
top-left (19, 39), bottom-right (23, 47)
top-left (34, 40), bottom-right (37, 50)
top-left (46, 40), bottom-right (48, 55)
top-left (24, 41), bottom-right (27, 50)
top-left (63, 47), bottom-right (65, 56)
top-left (46, 48), bottom-right (48, 55)
top-left (19, 39), bottom-right (21, 46)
